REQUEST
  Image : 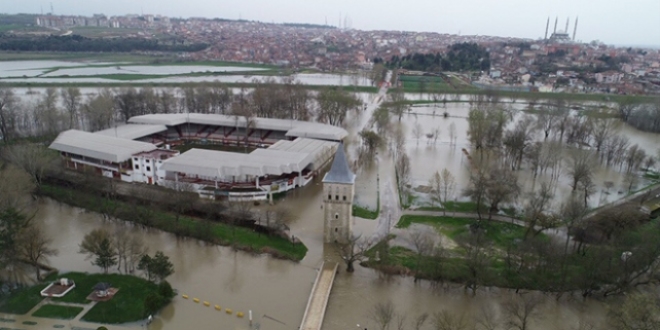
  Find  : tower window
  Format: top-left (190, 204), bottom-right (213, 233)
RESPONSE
top-left (343, 196), bottom-right (346, 201)
top-left (335, 228), bottom-right (338, 232)
top-left (335, 195), bottom-right (339, 200)
top-left (335, 213), bottom-right (339, 219)
top-left (134, 164), bottom-right (139, 170)
top-left (328, 194), bottom-right (332, 200)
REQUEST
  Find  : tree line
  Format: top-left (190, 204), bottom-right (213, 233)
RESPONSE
top-left (0, 34), bottom-right (208, 53)
top-left (0, 82), bottom-right (363, 143)
top-left (379, 43), bottom-right (491, 73)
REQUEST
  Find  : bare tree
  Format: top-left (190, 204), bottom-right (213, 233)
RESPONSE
top-left (504, 116), bottom-right (536, 170)
top-left (463, 166), bottom-right (489, 220)
top-left (524, 181), bottom-right (554, 238)
top-left (162, 181), bottom-right (198, 225)
top-left (504, 295), bottom-right (541, 330)
top-left (591, 119), bottom-right (619, 156)
top-left (61, 87), bottom-right (82, 129)
top-left (0, 163), bottom-right (35, 212)
top-left (536, 106), bottom-right (557, 139)
top-left (0, 88), bottom-right (18, 143)
top-left (395, 151), bottom-right (411, 203)
top-left (337, 235), bottom-right (371, 272)
top-left (608, 292), bottom-right (660, 330)
top-left (475, 304), bottom-right (500, 330)
top-left (370, 301), bottom-right (396, 330)
top-left (413, 313), bottom-right (429, 330)
top-left (566, 150), bottom-right (595, 191)
top-left (412, 122), bottom-right (423, 145)
top-left (448, 122), bottom-right (457, 147)
top-left (127, 234), bottom-right (148, 274)
top-left (484, 167), bottom-right (520, 220)
top-left (18, 225), bottom-right (58, 280)
top-left (432, 310), bottom-right (471, 330)
top-left (389, 87), bottom-right (408, 121)
top-left (432, 169), bottom-right (457, 215)
top-left (408, 229), bottom-right (434, 275)
top-left (83, 88), bottom-right (116, 131)
top-left (4, 144), bottom-right (56, 189)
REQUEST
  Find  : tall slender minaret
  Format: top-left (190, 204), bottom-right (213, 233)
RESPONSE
top-left (573, 17), bottom-right (579, 41)
top-left (553, 17), bottom-right (558, 33)
top-left (544, 17), bottom-right (549, 39)
top-left (565, 17), bottom-right (569, 33)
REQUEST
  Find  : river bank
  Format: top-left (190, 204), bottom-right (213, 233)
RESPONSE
top-left (39, 182), bottom-right (308, 261)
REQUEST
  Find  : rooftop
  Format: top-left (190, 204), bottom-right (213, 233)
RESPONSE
top-left (128, 113), bottom-right (348, 141)
top-left (49, 130), bottom-right (158, 163)
top-left (161, 137), bottom-right (338, 179)
top-left (322, 144), bottom-right (355, 184)
top-left (95, 124), bottom-right (168, 140)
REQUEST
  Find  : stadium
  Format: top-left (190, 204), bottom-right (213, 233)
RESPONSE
top-left (49, 113), bottom-right (348, 201)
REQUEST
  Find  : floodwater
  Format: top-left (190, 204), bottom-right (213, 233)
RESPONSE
top-left (0, 73), bottom-right (372, 86)
top-left (41, 65), bottom-right (267, 77)
top-left (395, 102), bottom-right (659, 210)
top-left (0, 60), bottom-right (86, 78)
top-left (0, 84), bottom-right (649, 329)
top-left (2, 188), bottom-right (611, 330)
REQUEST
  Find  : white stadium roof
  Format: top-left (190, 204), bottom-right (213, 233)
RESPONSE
top-left (49, 130), bottom-right (158, 163)
top-left (95, 124), bottom-right (167, 140)
top-left (161, 148), bottom-right (311, 178)
top-left (128, 113), bottom-right (348, 141)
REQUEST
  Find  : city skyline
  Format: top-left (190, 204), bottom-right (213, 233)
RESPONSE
top-left (4, 0), bottom-right (660, 47)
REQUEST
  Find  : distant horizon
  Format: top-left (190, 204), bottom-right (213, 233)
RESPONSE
top-left (2, 0), bottom-right (659, 46)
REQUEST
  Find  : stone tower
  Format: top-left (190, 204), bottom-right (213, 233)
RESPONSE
top-left (322, 143), bottom-right (355, 244)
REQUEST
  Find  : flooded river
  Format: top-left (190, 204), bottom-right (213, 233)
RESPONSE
top-left (8, 191), bottom-right (610, 330)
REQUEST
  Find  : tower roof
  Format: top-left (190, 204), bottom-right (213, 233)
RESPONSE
top-left (323, 143), bottom-right (355, 184)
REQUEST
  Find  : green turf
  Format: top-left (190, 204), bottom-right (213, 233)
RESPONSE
top-left (352, 204), bottom-right (378, 219)
top-left (32, 304), bottom-right (83, 320)
top-left (39, 184), bottom-right (308, 261)
top-left (46, 272), bottom-right (168, 324)
top-left (0, 283), bottom-right (48, 314)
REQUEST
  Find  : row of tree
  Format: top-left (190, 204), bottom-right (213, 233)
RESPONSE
top-left (0, 34), bottom-right (208, 52)
top-left (380, 43), bottom-right (491, 72)
top-left (0, 83), bottom-right (364, 142)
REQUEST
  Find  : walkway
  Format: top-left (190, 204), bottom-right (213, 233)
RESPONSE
top-left (299, 261), bottom-right (338, 330)
top-left (2, 298), bottom-right (134, 330)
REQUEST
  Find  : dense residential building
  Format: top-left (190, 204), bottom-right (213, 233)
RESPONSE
top-left (28, 13), bottom-right (660, 95)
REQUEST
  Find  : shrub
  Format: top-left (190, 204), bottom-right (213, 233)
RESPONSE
top-left (157, 281), bottom-right (174, 298)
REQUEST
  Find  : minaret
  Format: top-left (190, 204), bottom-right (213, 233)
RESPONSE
top-left (322, 144), bottom-right (355, 244)
top-left (553, 17), bottom-right (558, 33)
top-left (573, 17), bottom-right (579, 41)
top-left (565, 17), bottom-right (569, 33)
top-left (544, 17), bottom-right (549, 39)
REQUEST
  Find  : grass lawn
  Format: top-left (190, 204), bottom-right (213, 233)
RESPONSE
top-left (0, 283), bottom-right (48, 314)
top-left (32, 305), bottom-right (83, 320)
top-left (352, 204), bottom-right (378, 219)
top-left (39, 184), bottom-right (308, 261)
top-left (396, 214), bottom-right (537, 248)
top-left (419, 201), bottom-right (480, 213)
top-left (78, 273), bottom-right (165, 324)
top-left (49, 272), bottom-right (165, 324)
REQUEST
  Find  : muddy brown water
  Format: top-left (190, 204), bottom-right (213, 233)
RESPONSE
top-left (3, 193), bottom-right (610, 330)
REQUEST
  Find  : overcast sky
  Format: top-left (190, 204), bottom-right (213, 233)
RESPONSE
top-left (6, 0), bottom-right (660, 47)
